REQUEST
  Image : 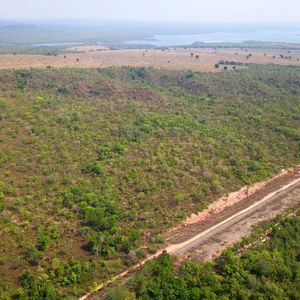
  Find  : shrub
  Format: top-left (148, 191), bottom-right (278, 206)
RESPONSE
top-left (105, 286), bottom-right (136, 300)
top-left (85, 206), bottom-right (117, 231)
top-left (25, 245), bottom-right (44, 266)
top-left (82, 162), bottom-right (104, 175)
top-left (17, 271), bottom-right (61, 300)
top-left (37, 235), bottom-right (51, 251)
top-left (50, 258), bottom-right (94, 287)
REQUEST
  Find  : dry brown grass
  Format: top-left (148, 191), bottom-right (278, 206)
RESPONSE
top-left (65, 44), bottom-right (110, 52)
top-left (0, 47), bottom-right (300, 71)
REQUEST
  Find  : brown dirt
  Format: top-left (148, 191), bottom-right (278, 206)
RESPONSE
top-left (65, 45), bottom-right (111, 52)
top-left (1, 48), bottom-right (300, 71)
top-left (184, 186), bottom-right (300, 262)
top-left (0, 73), bottom-right (14, 91)
top-left (165, 166), bottom-right (300, 245)
top-left (173, 168), bottom-right (292, 230)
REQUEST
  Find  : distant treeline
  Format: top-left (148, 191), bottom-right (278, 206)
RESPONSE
top-left (192, 40), bottom-right (300, 50)
top-left (218, 60), bottom-right (245, 66)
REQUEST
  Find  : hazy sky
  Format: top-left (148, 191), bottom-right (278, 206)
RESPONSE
top-left (1, 0), bottom-right (300, 23)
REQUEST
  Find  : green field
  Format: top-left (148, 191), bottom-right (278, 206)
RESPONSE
top-left (0, 65), bottom-right (299, 298)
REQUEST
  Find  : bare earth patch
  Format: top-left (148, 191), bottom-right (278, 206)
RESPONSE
top-left (165, 166), bottom-right (300, 244)
top-left (184, 186), bottom-right (300, 262)
top-left (175, 168), bottom-right (293, 229)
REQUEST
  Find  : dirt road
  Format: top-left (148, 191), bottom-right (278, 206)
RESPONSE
top-left (80, 168), bottom-right (300, 300)
top-left (169, 177), bottom-right (300, 255)
top-left (187, 185), bottom-right (300, 262)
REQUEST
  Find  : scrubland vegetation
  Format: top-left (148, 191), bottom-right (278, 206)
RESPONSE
top-left (111, 212), bottom-right (300, 299)
top-left (0, 64), bottom-right (299, 298)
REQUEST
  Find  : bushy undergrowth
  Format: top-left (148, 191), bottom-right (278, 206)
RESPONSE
top-left (0, 65), bottom-right (299, 297)
top-left (110, 213), bottom-right (300, 299)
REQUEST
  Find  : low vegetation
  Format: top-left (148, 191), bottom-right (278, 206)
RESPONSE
top-left (0, 64), bottom-right (299, 297)
top-left (218, 60), bottom-right (244, 66)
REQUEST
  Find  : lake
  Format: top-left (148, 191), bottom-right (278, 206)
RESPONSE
top-left (126, 30), bottom-right (300, 47)
top-left (32, 42), bottom-right (84, 47)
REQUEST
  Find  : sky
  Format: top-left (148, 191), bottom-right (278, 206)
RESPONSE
top-left (1, 0), bottom-right (300, 23)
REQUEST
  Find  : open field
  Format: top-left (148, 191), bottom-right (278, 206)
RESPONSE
top-left (0, 47), bottom-right (300, 71)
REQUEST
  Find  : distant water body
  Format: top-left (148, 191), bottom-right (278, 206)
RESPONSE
top-left (26, 30), bottom-right (300, 48)
top-left (126, 30), bottom-right (300, 46)
top-left (32, 42), bottom-right (83, 47)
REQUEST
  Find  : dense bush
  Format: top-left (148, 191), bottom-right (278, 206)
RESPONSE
top-left (125, 213), bottom-right (300, 299)
top-left (16, 271), bottom-right (61, 300)
top-left (50, 258), bottom-right (94, 287)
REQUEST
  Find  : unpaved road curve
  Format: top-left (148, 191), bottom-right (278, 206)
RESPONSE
top-left (80, 174), bottom-right (300, 300)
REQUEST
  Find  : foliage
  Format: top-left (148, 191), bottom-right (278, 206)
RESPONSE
top-left (0, 65), bottom-right (299, 297)
top-left (127, 213), bottom-right (300, 299)
top-left (15, 70), bottom-right (32, 90)
top-left (104, 285), bottom-right (136, 300)
top-left (15, 271), bottom-right (61, 300)
top-left (49, 258), bottom-right (94, 287)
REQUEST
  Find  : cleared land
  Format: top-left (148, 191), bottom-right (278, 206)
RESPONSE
top-left (0, 47), bottom-right (300, 71)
